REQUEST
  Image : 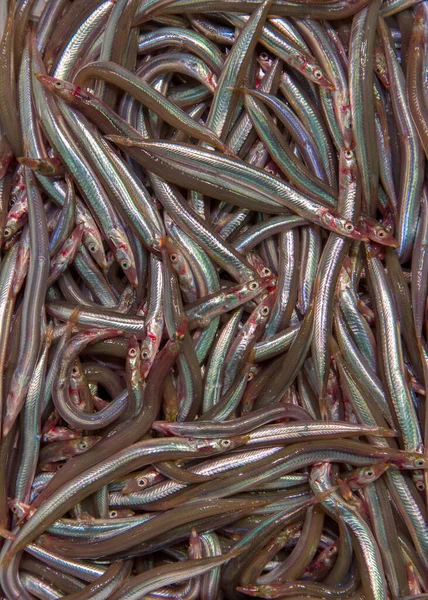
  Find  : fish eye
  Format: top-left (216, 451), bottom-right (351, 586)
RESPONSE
top-left (261, 306), bottom-right (270, 316)
top-left (248, 371), bottom-right (255, 381)
top-left (141, 349), bottom-right (150, 360)
top-left (3, 228), bottom-right (11, 238)
top-left (121, 260), bottom-right (129, 270)
top-left (89, 244), bottom-right (97, 253)
top-left (344, 150), bottom-right (353, 159)
top-left (414, 458), bottom-right (425, 467)
top-left (220, 439), bottom-right (231, 447)
top-left (416, 481), bottom-right (425, 491)
top-left (344, 223), bottom-right (354, 232)
top-left (54, 81), bottom-right (63, 89)
top-left (109, 510), bottom-right (118, 518)
top-left (365, 469), bottom-right (374, 478)
top-left (170, 253), bottom-right (178, 263)
top-left (249, 281), bottom-right (259, 290)
top-left (262, 267), bottom-right (271, 277)
top-left (260, 52), bottom-right (269, 61)
top-left (128, 347), bottom-right (137, 358)
top-left (72, 366), bottom-right (79, 375)
top-left (314, 68), bottom-right (323, 80)
top-left (79, 441), bottom-right (88, 449)
top-left (377, 229), bottom-right (385, 238)
top-left (169, 341), bottom-right (180, 353)
top-left (138, 477), bottom-right (147, 488)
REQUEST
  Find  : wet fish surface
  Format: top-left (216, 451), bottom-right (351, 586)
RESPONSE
top-left (0, 0), bottom-right (428, 598)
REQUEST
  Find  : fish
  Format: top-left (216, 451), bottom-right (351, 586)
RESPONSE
top-left (0, 4), bottom-right (427, 600)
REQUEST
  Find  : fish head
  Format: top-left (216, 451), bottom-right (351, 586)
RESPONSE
top-left (310, 66), bottom-right (335, 91)
top-left (358, 215), bottom-right (398, 247)
top-left (342, 462), bottom-right (390, 489)
top-left (374, 52), bottom-right (390, 88)
top-left (35, 74), bottom-right (91, 106)
top-left (318, 208), bottom-right (368, 241)
top-left (108, 227), bottom-right (138, 289)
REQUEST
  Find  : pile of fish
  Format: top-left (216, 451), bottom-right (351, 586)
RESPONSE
top-left (1, 0), bottom-right (428, 597)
